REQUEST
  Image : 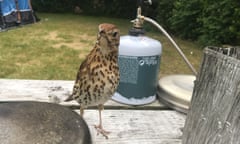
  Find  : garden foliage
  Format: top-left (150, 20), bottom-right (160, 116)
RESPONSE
top-left (32, 0), bottom-right (240, 46)
top-left (32, 0), bottom-right (138, 18)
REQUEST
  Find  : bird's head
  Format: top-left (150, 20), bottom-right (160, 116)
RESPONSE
top-left (97, 23), bottom-right (120, 54)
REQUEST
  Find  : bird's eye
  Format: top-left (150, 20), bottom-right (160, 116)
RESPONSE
top-left (99, 30), bottom-right (105, 35)
top-left (112, 32), bottom-right (118, 37)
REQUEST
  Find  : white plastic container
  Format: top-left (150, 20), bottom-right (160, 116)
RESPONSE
top-left (112, 31), bottom-right (162, 105)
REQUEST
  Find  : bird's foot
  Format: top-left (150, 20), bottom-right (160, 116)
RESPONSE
top-left (94, 124), bottom-right (110, 139)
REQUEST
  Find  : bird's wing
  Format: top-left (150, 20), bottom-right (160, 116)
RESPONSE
top-left (64, 47), bottom-right (97, 102)
top-left (64, 58), bottom-right (89, 102)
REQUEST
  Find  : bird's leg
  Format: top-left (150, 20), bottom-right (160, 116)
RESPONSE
top-left (80, 106), bottom-right (84, 117)
top-left (94, 104), bottom-right (110, 139)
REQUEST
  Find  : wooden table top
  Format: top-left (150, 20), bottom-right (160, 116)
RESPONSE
top-left (0, 79), bottom-right (186, 144)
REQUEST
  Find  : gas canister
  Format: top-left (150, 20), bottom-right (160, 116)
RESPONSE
top-left (112, 27), bottom-right (162, 105)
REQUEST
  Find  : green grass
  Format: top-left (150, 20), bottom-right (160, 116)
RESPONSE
top-left (0, 13), bottom-right (203, 80)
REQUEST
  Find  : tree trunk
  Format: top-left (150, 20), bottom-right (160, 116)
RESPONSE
top-left (182, 46), bottom-right (240, 144)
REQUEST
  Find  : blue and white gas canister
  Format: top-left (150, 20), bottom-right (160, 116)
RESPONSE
top-left (112, 29), bottom-right (162, 105)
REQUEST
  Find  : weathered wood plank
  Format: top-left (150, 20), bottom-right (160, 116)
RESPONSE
top-left (0, 79), bottom-right (166, 109)
top-left (0, 101), bottom-right (185, 144)
top-left (182, 47), bottom-right (240, 144)
top-left (0, 79), bottom-right (185, 143)
top-left (83, 110), bottom-right (185, 144)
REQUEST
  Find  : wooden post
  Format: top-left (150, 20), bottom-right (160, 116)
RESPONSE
top-left (182, 46), bottom-right (240, 144)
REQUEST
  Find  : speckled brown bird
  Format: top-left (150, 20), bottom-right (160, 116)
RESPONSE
top-left (65, 23), bottom-right (120, 139)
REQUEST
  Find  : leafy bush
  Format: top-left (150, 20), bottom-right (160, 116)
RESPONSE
top-left (32, 0), bottom-right (138, 19)
top-left (31, 0), bottom-right (240, 46)
top-left (32, 0), bottom-right (76, 13)
top-left (156, 0), bottom-right (175, 32)
top-left (169, 0), bottom-right (203, 40)
top-left (159, 0), bottom-right (240, 46)
top-left (198, 0), bottom-right (240, 46)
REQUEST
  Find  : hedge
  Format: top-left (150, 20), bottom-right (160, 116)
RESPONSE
top-left (32, 0), bottom-right (240, 46)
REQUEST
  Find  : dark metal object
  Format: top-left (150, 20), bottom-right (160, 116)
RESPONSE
top-left (0, 101), bottom-right (91, 144)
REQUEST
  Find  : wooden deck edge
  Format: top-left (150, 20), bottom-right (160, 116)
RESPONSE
top-left (0, 79), bottom-right (168, 110)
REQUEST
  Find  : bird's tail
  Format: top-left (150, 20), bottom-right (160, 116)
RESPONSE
top-left (64, 94), bottom-right (74, 102)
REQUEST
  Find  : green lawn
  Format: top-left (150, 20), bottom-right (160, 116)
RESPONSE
top-left (0, 13), bottom-right (203, 80)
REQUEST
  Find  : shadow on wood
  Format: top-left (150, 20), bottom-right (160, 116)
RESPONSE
top-left (182, 46), bottom-right (240, 144)
top-left (0, 101), bottom-right (92, 144)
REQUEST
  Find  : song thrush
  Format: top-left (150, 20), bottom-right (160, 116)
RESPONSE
top-left (65, 23), bottom-right (120, 139)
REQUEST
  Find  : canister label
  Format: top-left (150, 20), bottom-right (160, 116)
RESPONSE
top-left (118, 56), bottom-right (139, 84)
top-left (117, 55), bottom-right (160, 99)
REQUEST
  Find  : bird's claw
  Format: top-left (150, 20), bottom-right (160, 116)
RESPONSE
top-left (94, 125), bottom-right (110, 139)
